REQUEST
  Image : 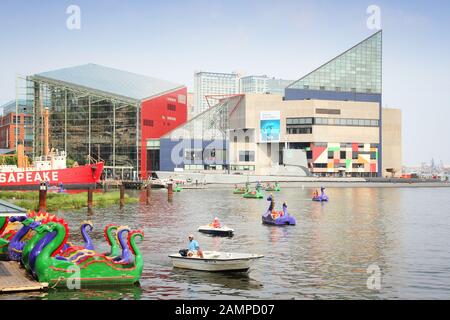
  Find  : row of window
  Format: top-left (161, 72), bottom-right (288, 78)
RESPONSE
top-left (327, 151), bottom-right (377, 160)
top-left (230, 165), bottom-right (255, 171)
top-left (286, 117), bottom-right (379, 127)
top-left (313, 163), bottom-right (371, 169)
top-left (239, 151), bottom-right (255, 162)
top-left (286, 127), bottom-right (312, 135)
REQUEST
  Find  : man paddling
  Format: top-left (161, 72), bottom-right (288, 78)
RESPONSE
top-left (187, 234), bottom-right (203, 258)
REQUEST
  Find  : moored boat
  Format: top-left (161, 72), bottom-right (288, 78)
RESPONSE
top-left (168, 251), bottom-right (263, 272)
top-left (0, 147), bottom-right (103, 190)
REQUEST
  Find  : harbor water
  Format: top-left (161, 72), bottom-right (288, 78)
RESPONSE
top-left (2, 186), bottom-right (450, 300)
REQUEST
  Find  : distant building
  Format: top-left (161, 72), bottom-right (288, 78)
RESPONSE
top-left (0, 100), bottom-right (33, 153)
top-left (187, 92), bottom-right (195, 120)
top-left (240, 75), bottom-right (293, 95)
top-left (194, 71), bottom-right (240, 114)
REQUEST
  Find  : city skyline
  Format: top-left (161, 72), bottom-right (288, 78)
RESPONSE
top-left (0, 0), bottom-right (449, 165)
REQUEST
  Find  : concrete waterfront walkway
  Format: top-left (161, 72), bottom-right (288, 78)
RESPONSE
top-left (156, 171), bottom-right (450, 188)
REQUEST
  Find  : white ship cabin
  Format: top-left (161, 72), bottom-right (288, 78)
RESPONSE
top-left (33, 150), bottom-right (67, 170)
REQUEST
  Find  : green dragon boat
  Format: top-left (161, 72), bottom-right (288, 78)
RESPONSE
top-left (173, 183), bottom-right (183, 192)
top-left (243, 188), bottom-right (264, 199)
top-left (29, 219), bottom-right (144, 287)
top-left (265, 182), bottom-right (281, 192)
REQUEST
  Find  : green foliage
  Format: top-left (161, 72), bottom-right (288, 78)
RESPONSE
top-left (0, 155), bottom-right (18, 166)
top-left (66, 158), bottom-right (76, 168)
top-left (0, 191), bottom-right (138, 211)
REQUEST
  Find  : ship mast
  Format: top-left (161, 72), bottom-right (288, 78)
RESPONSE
top-left (43, 107), bottom-right (49, 157)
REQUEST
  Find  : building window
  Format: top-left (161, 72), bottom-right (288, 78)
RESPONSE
top-left (340, 151), bottom-right (346, 159)
top-left (143, 119), bottom-right (154, 127)
top-left (286, 127), bottom-right (312, 134)
top-left (316, 108), bottom-right (341, 115)
top-left (185, 149), bottom-right (203, 161)
top-left (313, 163), bottom-right (327, 168)
top-left (167, 104), bottom-right (176, 111)
top-left (239, 151), bottom-right (255, 162)
top-left (328, 151), bottom-right (334, 159)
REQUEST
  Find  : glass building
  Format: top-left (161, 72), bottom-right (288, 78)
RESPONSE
top-left (285, 30), bottom-right (382, 101)
top-left (22, 64), bottom-right (187, 179)
top-left (285, 30), bottom-right (383, 175)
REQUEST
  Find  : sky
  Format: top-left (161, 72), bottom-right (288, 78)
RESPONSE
top-left (0, 0), bottom-right (449, 166)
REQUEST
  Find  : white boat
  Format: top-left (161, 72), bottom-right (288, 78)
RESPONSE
top-left (197, 225), bottom-right (234, 237)
top-left (169, 251), bottom-right (264, 272)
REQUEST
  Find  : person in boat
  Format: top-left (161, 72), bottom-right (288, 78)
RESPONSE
top-left (211, 217), bottom-right (221, 228)
top-left (313, 189), bottom-right (319, 198)
top-left (187, 234), bottom-right (203, 258)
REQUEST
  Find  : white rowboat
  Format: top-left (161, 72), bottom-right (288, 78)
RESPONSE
top-left (169, 251), bottom-right (264, 272)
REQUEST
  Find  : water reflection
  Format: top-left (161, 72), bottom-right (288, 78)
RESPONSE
top-left (2, 187), bottom-right (450, 299)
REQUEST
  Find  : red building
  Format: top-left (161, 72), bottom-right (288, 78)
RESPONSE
top-left (140, 87), bottom-right (187, 177)
top-left (27, 64), bottom-right (187, 179)
top-left (0, 100), bottom-right (33, 153)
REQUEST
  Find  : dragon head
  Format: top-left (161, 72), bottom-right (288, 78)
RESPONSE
top-left (116, 225), bottom-right (131, 243)
top-left (103, 224), bottom-right (119, 245)
top-left (127, 229), bottom-right (144, 255)
top-left (81, 220), bottom-right (94, 232)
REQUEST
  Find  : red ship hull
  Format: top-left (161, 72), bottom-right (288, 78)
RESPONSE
top-left (0, 162), bottom-right (104, 190)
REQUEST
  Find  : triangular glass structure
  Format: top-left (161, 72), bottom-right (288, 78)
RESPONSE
top-left (287, 30), bottom-right (382, 94)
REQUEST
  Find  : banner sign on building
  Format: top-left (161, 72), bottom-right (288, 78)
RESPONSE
top-left (260, 111), bottom-right (280, 142)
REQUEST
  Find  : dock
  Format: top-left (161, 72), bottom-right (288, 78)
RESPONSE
top-left (0, 261), bottom-right (48, 293)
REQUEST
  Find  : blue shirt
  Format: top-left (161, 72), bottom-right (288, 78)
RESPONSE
top-left (188, 240), bottom-right (200, 251)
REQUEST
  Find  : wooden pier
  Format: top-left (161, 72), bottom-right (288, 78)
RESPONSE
top-left (0, 261), bottom-right (48, 293)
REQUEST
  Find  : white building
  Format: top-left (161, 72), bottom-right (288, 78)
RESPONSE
top-left (240, 75), bottom-right (293, 95)
top-left (194, 71), bottom-right (240, 114)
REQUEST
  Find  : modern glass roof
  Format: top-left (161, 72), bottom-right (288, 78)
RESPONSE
top-left (33, 64), bottom-right (184, 102)
top-left (288, 30), bottom-right (382, 94)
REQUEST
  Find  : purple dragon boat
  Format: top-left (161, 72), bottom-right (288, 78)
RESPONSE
top-left (312, 187), bottom-right (329, 202)
top-left (262, 196), bottom-right (296, 226)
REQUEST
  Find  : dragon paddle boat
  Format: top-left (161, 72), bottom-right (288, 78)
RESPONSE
top-left (1, 215), bottom-right (25, 259)
top-left (243, 184), bottom-right (264, 199)
top-left (265, 182), bottom-right (281, 192)
top-left (312, 187), bottom-right (329, 202)
top-left (21, 218), bottom-right (120, 273)
top-left (28, 219), bottom-right (144, 287)
top-left (1, 211), bottom-right (48, 260)
top-left (262, 195), bottom-right (296, 226)
top-left (173, 183), bottom-right (183, 192)
top-left (233, 183), bottom-right (250, 194)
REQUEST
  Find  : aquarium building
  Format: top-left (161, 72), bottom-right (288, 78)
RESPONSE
top-left (158, 30), bottom-right (402, 177)
top-left (22, 64), bottom-right (187, 179)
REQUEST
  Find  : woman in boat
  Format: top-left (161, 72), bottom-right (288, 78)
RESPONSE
top-left (212, 217), bottom-right (221, 228)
